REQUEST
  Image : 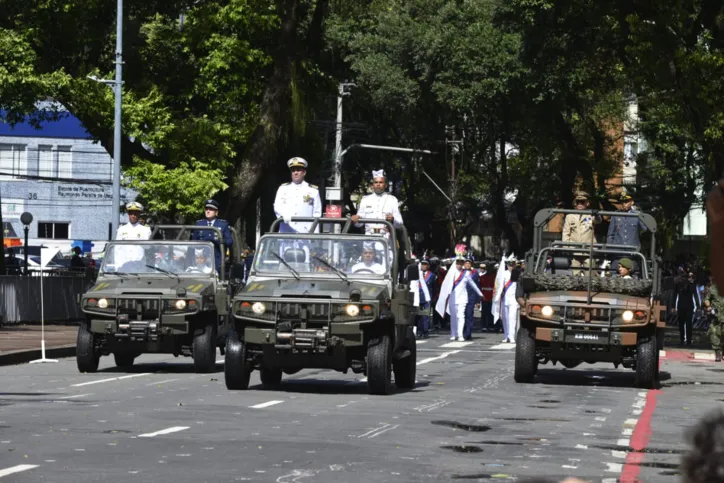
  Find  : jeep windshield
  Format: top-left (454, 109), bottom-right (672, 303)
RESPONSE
top-left (100, 241), bottom-right (216, 277)
top-left (254, 235), bottom-right (391, 278)
top-left (533, 243), bottom-right (649, 280)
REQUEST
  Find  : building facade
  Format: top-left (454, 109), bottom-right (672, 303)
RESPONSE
top-left (0, 107), bottom-right (133, 253)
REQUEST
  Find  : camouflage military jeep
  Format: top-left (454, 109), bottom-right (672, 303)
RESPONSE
top-left (224, 217), bottom-right (417, 395)
top-left (76, 225), bottom-right (245, 373)
top-left (515, 208), bottom-right (665, 389)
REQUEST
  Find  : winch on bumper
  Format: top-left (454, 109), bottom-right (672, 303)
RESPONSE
top-left (82, 296), bottom-right (202, 341)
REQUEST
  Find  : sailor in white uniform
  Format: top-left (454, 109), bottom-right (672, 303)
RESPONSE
top-left (349, 245), bottom-right (387, 274)
top-left (273, 157), bottom-right (322, 234)
top-left (350, 169), bottom-right (403, 238)
top-left (113, 201), bottom-right (152, 271)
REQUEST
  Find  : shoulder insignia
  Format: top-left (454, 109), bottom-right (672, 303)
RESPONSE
top-left (308, 184), bottom-right (318, 190)
top-left (282, 182), bottom-right (291, 186)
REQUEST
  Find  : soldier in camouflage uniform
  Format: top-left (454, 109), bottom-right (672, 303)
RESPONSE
top-left (705, 285), bottom-right (724, 361)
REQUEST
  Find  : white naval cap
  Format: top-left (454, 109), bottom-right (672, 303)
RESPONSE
top-left (372, 169), bottom-right (386, 180)
top-left (126, 201), bottom-right (144, 212)
top-left (287, 157), bottom-right (308, 169)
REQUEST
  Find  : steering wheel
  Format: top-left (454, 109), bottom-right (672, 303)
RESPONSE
top-left (352, 268), bottom-right (375, 274)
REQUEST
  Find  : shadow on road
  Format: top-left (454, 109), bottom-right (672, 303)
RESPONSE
top-left (533, 367), bottom-right (671, 389)
top-left (97, 361), bottom-right (223, 375)
top-left (253, 378), bottom-right (431, 395)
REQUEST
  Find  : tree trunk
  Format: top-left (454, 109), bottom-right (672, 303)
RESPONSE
top-left (225, 0), bottom-right (300, 227)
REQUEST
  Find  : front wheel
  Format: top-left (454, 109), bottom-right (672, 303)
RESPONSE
top-left (636, 335), bottom-right (658, 389)
top-left (514, 326), bottom-right (536, 383)
top-left (193, 323), bottom-right (217, 373)
top-left (224, 330), bottom-right (251, 390)
top-left (367, 334), bottom-right (393, 395)
top-left (76, 323), bottom-right (100, 373)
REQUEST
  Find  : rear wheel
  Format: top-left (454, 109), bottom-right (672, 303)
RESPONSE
top-left (514, 326), bottom-right (536, 383)
top-left (636, 335), bottom-right (658, 389)
top-left (76, 323), bottom-right (100, 373)
top-left (224, 330), bottom-right (250, 390)
top-left (393, 338), bottom-right (417, 390)
top-left (193, 323), bottom-right (217, 373)
top-left (113, 353), bottom-right (135, 368)
top-left (260, 367), bottom-right (283, 387)
top-left (367, 334), bottom-right (393, 395)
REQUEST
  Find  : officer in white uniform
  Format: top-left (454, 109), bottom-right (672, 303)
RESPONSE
top-left (349, 245), bottom-right (386, 274)
top-left (350, 169), bottom-right (403, 238)
top-left (116, 202), bottom-right (152, 240)
top-left (273, 157), bottom-right (322, 233)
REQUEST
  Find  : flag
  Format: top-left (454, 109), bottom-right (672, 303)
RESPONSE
top-left (490, 253), bottom-right (508, 322)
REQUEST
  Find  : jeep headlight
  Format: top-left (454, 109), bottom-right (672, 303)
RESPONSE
top-left (174, 299), bottom-right (187, 310)
top-left (251, 302), bottom-right (266, 315)
top-left (345, 304), bottom-right (360, 317)
top-left (622, 310), bottom-right (634, 322)
top-left (541, 305), bottom-right (554, 317)
top-left (98, 298), bottom-right (109, 309)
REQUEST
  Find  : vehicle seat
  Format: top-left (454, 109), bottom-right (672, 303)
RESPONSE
top-left (283, 247), bottom-right (310, 272)
top-left (550, 256), bottom-right (572, 276)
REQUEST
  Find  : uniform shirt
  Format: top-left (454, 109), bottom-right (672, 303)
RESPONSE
top-left (116, 222), bottom-right (152, 241)
top-left (479, 272), bottom-right (495, 302)
top-left (607, 208), bottom-right (647, 247)
top-left (562, 213), bottom-right (599, 244)
top-left (186, 264), bottom-right (213, 274)
top-left (273, 181), bottom-right (322, 233)
top-left (355, 192), bottom-right (403, 236)
top-left (350, 261), bottom-right (386, 274)
top-left (191, 218), bottom-right (233, 272)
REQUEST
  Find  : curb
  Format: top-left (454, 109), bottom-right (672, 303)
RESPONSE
top-left (693, 352), bottom-right (717, 361)
top-left (0, 345), bottom-right (76, 366)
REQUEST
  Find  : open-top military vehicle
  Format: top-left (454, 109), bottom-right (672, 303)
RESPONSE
top-left (515, 208), bottom-right (665, 388)
top-left (76, 225), bottom-right (244, 373)
top-left (224, 217), bottom-right (417, 395)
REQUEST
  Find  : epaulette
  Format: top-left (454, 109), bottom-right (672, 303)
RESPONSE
top-left (309, 184), bottom-right (318, 189)
top-left (282, 182), bottom-right (291, 186)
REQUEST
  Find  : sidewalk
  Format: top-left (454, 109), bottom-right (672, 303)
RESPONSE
top-left (0, 323), bottom-right (78, 366)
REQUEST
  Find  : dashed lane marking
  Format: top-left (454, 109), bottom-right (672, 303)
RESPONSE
top-left (138, 426), bottom-right (190, 438)
top-left (416, 350), bottom-right (461, 365)
top-left (490, 342), bottom-right (516, 350)
top-left (58, 393), bottom-right (93, 399)
top-left (0, 465), bottom-right (39, 478)
top-left (72, 373), bottom-right (151, 387)
top-left (440, 341), bottom-right (474, 348)
top-left (146, 378), bottom-right (180, 386)
top-left (249, 400), bottom-right (284, 409)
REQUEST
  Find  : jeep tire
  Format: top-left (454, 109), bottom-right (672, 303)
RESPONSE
top-left (193, 322), bottom-right (217, 373)
top-left (224, 329), bottom-right (250, 390)
top-left (636, 335), bottom-right (658, 389)
top-left (113, 353), bottom-right (135, 368)
top-left (260, 367), bottom-right (283, 387)
top-left (514, 326), bottom-right (536, 383)
top-left (76, 323), bottom-right (100, 373)
top-left (393, 337), bottom-right (416, 390)
top-left (367, 333), bottom-right (393, 395)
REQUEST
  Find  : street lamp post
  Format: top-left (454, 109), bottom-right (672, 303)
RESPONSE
top-left (88, 0), bottom-right (123, 239)
top-left (20, 212), bottom-right (33, 276)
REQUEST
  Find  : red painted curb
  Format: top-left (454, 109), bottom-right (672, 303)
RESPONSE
top-left (620, 389), bottom-right (662, 482)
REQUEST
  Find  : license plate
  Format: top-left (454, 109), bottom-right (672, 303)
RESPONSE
top-left (565, 331), bottom-right (607, 344)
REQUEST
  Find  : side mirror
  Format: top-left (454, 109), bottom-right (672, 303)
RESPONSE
top-left (230, 262), bottom-right (245, 280)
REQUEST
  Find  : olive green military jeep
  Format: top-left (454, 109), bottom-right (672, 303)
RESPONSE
top-left (224, 217), bottom-right (417, 395)
top-left (76, 225), bottom-right (245, 373)
top-left (515, 208), bottom-right (666, 389)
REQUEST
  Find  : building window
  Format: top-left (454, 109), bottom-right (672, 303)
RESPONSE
top-left (0, 144), bottom-right (28, 179)
top-left (57, 146), bottom-right (72, 179)
top-left (38, 222), bottom-right (70, 240)
top-left (38, 145), bottom-right (54, 178)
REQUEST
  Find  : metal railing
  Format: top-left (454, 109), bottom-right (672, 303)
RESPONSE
top-left (1, 272), bottom-right (96, 324)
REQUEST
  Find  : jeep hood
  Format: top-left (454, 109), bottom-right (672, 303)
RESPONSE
top-left (528, 291), bottom-right (650, 308)
top-left (87, 278), bottom-right (214, 297)
top-left (242, 279), bottom-right (388, 300)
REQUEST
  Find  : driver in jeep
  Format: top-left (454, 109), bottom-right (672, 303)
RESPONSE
top-left (350, 245), bottom-right (386, 274)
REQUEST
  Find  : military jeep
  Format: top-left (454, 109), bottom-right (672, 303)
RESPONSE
top-left (515, 208), bottom-right (665, 388)
top-left (224, 217), bottom-right (417, 395)
top-left (76, 225), bottom-right (244, 373)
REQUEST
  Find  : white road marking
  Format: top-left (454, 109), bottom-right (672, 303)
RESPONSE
top-left (417, 350), bottom-right (460, 365)
top-left (602, 479), bottom-right (618, 483)
top-left (562, 465), bottom-right (577, 469)
top-left (72, 373), bottom-right (151, 387)
top-left (0, 465), bottom-right (39, 478)
top-left (575, 444), bottom-right (588, 450)
top-left (216, 359), bottom-right (224, 364)
top-left (440, 341), bottom-right (473, 348)
top-left (138, 426), bottom-right (190, 438)
top-left (612, 450), bottom-right (627, 459)
top-left (146, 378), bottom-right (180, 386)
top-left (415, 340), bottom-right (428, 344)
top-left (357, 424), bottom-right (391, 439)
top-left (368, 424), bottom-right (399, 438)
top-left (490, 342), bottom-right (516, 350)
top-left (624, 418), bottom-right (638, 426)
top-left (595, 416), bottom-right (607, 421)
top-left (605, 463), bottom-right (623, 473)
top-left (622, 428), bottom-right (633, 436)
top-left (250, 400), bottom-right (283, 409)
top-left (58, 393), bottom-right (93, 399)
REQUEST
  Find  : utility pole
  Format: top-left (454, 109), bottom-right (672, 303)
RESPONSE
top-left (111, 0), bottom-right (124, 238)
top-left (446, 125), bottom-right (463, 247)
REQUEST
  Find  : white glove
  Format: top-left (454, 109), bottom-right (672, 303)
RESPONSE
top-left (283, 215), bottom-right (292, 224)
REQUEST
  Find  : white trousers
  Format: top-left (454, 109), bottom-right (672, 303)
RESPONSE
top-left (502, 303), bottom-right (519, 342)
top-left (450, 303), bottom-right (466, 339)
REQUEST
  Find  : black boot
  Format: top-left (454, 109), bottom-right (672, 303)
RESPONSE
top-left (716, 350), bottom-right (722, 362)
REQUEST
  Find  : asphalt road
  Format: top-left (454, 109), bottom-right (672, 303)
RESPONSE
top-left (0, 332), bottom-right (722, 482)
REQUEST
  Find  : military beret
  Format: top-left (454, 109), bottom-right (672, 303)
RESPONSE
top-left (619, 257), bottom-right (633, 270)
top-left (574, 191), bottom-right (590, 201)
top-left (287, 157), bottom-right (308, 169)
top-left (205, 199), bottom-right (220, 210)
top-left (126, 201), bottom-right (144, 212)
